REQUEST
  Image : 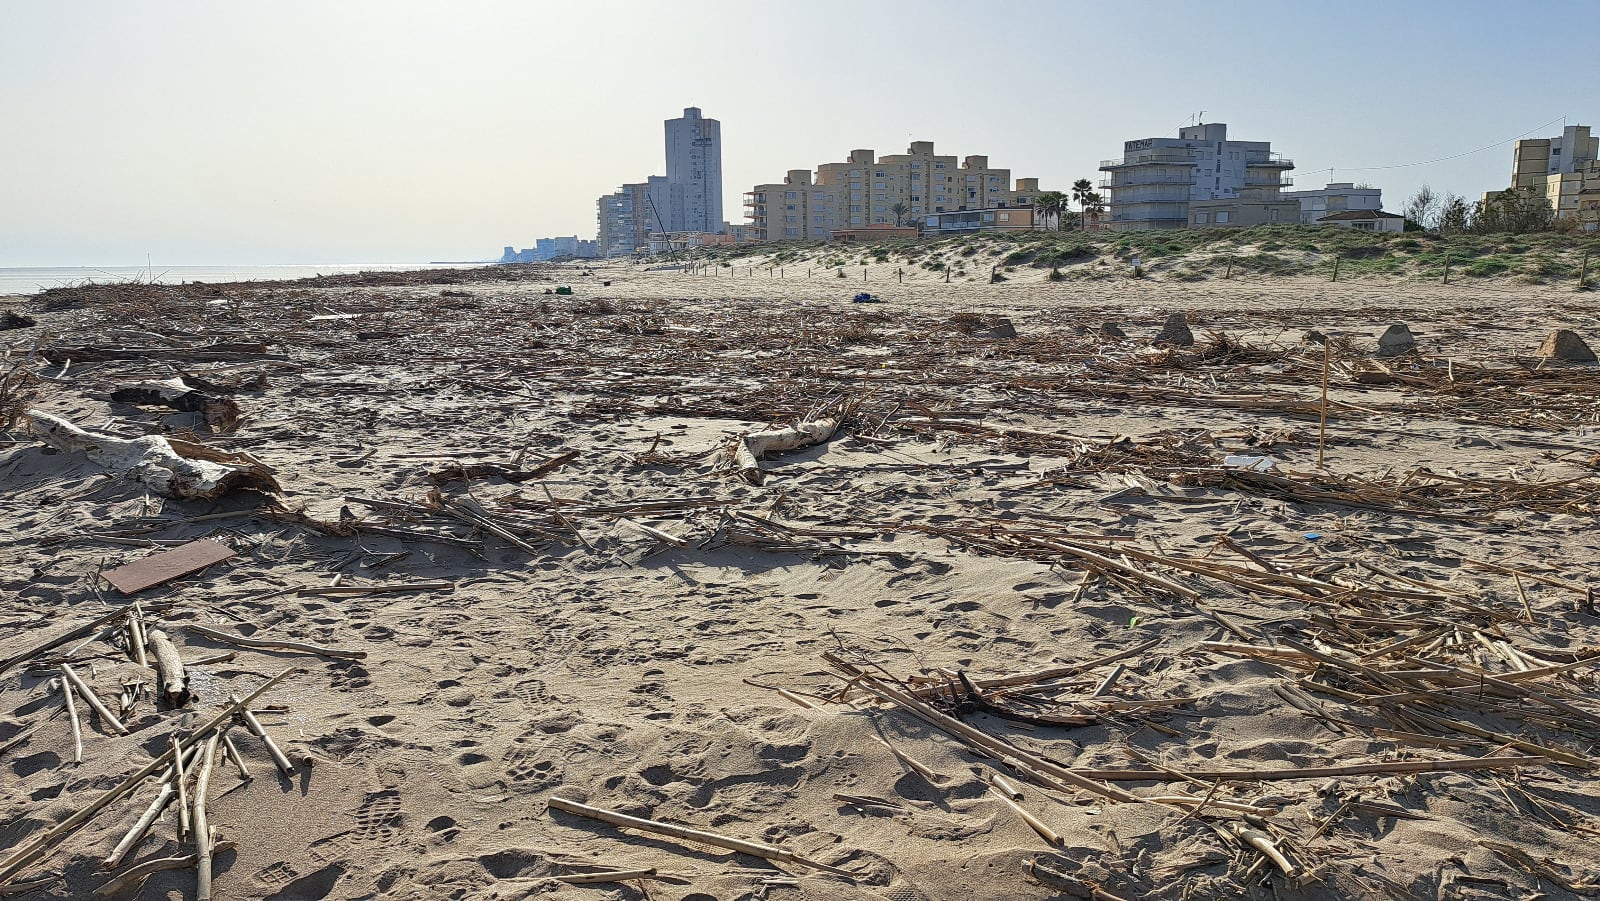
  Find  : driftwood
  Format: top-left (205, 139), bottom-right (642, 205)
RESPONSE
top-left (192, 734), bottom-right (220, 900)
top-left (726, 409), bottom-right (847, 486)
top-left (187, 624), bottom-right (367, 661)
top-left (0, 606), bottom-right (158, 675)
top-left (233, 697), bottom-right (295, 776)
top-left (56, 679), bottom-right (83, 765)
top-left (0, 666), bottom-right (300, 885)
top-left (109, 377), bottom-right (241, 431)
top-left (104, 743), bottom-right (203, 868)
top-left (61, 665), bottom-right (128, 735)
top-left (94, 841), bottom-right (238, 897)
top-left (546, 796), bottom-right (852, 876)
top-left (145, 630), bottom-right (189, 706)
top-left (553, 868), bottom-right (658, 884)
top-left (1074, 755), bottom-right (1548, 782)
top-left (23, 410), bottom-right (278, 500)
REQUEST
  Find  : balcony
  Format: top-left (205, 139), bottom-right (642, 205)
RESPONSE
top-left (1100, 151), bottom-right (1197, 170)
top-left (1245, 176), bottom-right (1294, 187)
top-left (1101, 176), bottom-right (1194, 189)
top-left (1244, 154), bottom-right (1294, 169)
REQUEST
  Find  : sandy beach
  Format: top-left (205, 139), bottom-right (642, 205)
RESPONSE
top-left (2, 256), bottom-right (1599, 900)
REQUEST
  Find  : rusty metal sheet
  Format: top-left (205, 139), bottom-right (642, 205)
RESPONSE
top-left (103, 539), bottom-right (236, 595)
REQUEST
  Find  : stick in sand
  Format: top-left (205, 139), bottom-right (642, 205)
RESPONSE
top-left (61, 665), bottom-right (129, 735)
top-left (103, 743), bottom-right (203, 869)
top-left (56, 679), bottom-right (83, 765)
top-left (1317, 340), bottom-right (1331, 468)
top-left (95, 841), bottom-right (237, 897)
top-left (192, 734), bottom-right (220, 900)
top-left (547, 796), bottom-right (853, 876)
top-left (0, 666), bottom-right (301, 886)
top-left (188, 624), bottom-right (366, 660)
top-left (232, 696), bottom-right (296, 775)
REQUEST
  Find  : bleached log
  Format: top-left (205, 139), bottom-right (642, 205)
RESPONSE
top-left (145, 630), bottom-right (189, 706)
top-left (23, 410), bottom-right (277, 500)
top-left (728, 416), bottom-right (842, 485)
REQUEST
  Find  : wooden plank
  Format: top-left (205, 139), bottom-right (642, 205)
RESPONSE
top-left (102, 539), bottom-right (236, 594)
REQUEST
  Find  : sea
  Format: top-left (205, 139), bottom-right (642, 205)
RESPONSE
top-left (0, 262), bottom-right (490, 298)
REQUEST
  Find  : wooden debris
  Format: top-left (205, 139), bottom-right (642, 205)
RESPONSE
top-left (23, 410), bottom-right (279, 500)
top-left (726, 404), bottom-right (850, 485)
top-left (60, 665), bottom-right (129, 735)
top-left (187, 624), bottom-right (366, 660)
top-left (233, 696), bottom-right (296, 776)
top-left (0, 666), bottom-right (300, 885)
top-left (552, 868), bottom-right (658, 885)
top-left (56, 678), bottom-right (83, 765)
top-left (192, 734), bottom-right (220, 900)
top-left (94, 841), bottom-right (238, 897)
top-left (546, 795), bottom-right (852, 876)
top-left (102, 539), bottom-right (237, 595)
top-left (109, 377), bottom-right (241, 431)
top-left (145, 629), bottom-right (189, 706)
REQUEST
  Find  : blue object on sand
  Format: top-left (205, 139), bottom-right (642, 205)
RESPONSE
top-left (852, 292), bottom-right (879, 303)
top-left (1303, 532), bottom-right (1323, 541)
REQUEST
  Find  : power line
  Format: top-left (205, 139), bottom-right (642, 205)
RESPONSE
top-left (1300, 115), bottom-right (1568, 178)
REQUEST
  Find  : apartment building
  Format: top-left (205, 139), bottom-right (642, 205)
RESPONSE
top-left (1511, 125), bottom-right (1597, 191)
top-left (1098, 123), bottom-right (1294, 231)
top-left (1282, 182), bottom-right (1383, 224)
top-left (597, 176), bottom-right (671, 257)
top-left (744, 142), bottom-right (1046, 242)
top-left (664, 107), bottom-right (724, 234)
top-left (1493, 124), bottom-right (1600, 231)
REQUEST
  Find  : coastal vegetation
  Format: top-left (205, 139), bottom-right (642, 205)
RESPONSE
top-left (652, 225), bottom-right (1600, 286)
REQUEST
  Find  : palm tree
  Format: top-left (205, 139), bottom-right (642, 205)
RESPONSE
top-left (890, 201), bottom-right (910, 227)
top-left (1033, 191), bottom-right (1066, 231)
top-left (1071, 178), bottom-right (1094, 230)
top-left (1081, 191), bottom-right (1106, 230)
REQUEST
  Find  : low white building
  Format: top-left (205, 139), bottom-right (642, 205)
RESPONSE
top-left (1315, 209), bottom-right (1405, 233)
top-left (1282, 182), bottom-right (1382, 224)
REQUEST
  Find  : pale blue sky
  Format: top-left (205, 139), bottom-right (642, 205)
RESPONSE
top-left (2, 0), bottom-right (1595, 265)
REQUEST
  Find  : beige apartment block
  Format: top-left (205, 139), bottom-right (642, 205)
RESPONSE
top-left (1502, 124), bottom-right (1599, 229)
top-left (744, 142), bottom-right (1048, 242)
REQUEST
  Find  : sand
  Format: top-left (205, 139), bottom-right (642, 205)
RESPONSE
top-left (2, 255), bottom-right (1599, 900)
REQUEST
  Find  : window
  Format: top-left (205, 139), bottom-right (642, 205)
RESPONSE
top-left (786, 228), bottom-right (799, 235)
top-left (785, 191), bottom-right (797, 199)
top-left (967, 175), bottom-right (977, 182)
top-left (786, 215), bottom-right (797, 222)
top-left (982, 213), bottom-right (995, 222)
top-left (785, 204), bottom-right (796, 211)
top-left (874, 181), bottom-right (885, 190)
top-left (875, 193), bottom-right (885, 201)
top-left (851, 216), bottom-right (862, 224)
top-left (1216, 211), bottom-right (1230, 223)
top-left (1194, 212), bottom-right (1208, 224)
top-left (875, 205), bottom-right (885, 212)
top-left (998, 212), bottom-right (1010, 221)
top-left (911, 205), bottom-right (922, 212)
top-left (934, 162), bottom-right (946, 169)
top-left (910, 195), bottom-right (920, 201)
top-left (911, 162), bottom-right (921, 169)
top-left (875, 171), bottom-right (885, 177)
top-left (1269, 209), bottom-right (1278, 223)
top-left (850, 204), bottom-right (861, 211)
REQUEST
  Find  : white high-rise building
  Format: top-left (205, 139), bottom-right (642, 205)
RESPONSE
top-left (664, 107), bottom-right (723, 234)
top-left (1098, 123), bottom-right (1294, 231)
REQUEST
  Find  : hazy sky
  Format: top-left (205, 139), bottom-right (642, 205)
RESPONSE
top-left (3, 0), bottom-right (1596, 266)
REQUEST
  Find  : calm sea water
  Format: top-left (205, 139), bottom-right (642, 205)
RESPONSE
top-left (0, 263), bottom-right (490, 297)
